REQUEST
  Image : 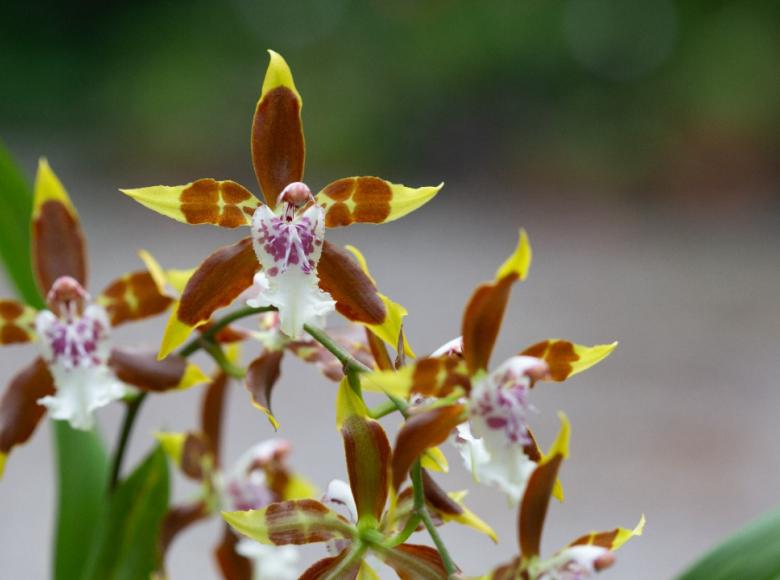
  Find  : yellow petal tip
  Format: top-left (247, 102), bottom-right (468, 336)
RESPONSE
top-left (496, 228), bottom-right (532, 281)
top-left (0, 453), bottom-right (6, 480)
top-left (158, 310), bottom-right (195, 360)
top-left (262, 49), bottom-right (299, 101)
top-left (33, 158), bottom-right (75, 217)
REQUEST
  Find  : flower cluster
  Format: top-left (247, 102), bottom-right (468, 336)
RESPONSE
top-left (0, 50), bottom-right (642, 578)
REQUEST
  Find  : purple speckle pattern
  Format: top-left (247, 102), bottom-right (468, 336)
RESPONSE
top-left (254, 204), bottom-right (322, 277)
top-left (41, 309), bottom-right (108, 369)
top-left (472, 367), bottom-right (533, 446)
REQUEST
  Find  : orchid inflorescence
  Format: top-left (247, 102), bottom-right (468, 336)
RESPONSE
top-left (0, 51), bottom-right (643, 579)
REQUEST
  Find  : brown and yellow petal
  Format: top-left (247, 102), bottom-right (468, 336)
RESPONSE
top-left (215, 524), bottom-right (253, 580)
top-left (108, 348), bottom-right (208, 392)
top-left (0, 357), bottom-right (55, 477)
top-left (375, 543), bottom-right (448, 580)
top-left (31, 159), bottom-right (87, 294)
top-left (520, 340), bottom-right (618, 382)
top-left (300, 547), bottom-right (362, 580)
top-left (200, 369), bottom-right (229, 467)
top-left (318, 241), bottom-right (386, 327)
top-left (159, 237), bottom-right (260, 358)
top-left (157, 501), bottom-right (211, 577)
top-left (566, 515), bottom-right (645, 552)
top-left (318, 177), bottom-right (443, 228)
top-left (342, 413), bottom-right (391, 524)
top-left (251, 50), bottom-right (305, 208)
top-left (98, 270), bottom-right (174, 327)
top-left (518, 413), bottom-right (570, 558)
top-left (462, 230), bottom-right (531, 374)
top-left (223, 499), bottom-right (355, 545)
top-left (121, 179), bottom-right (260, 228)
top-left (391, 404), bottom-right (467, 491)
top-left (362, 356), bottom-right (471, 400)
top-left (244, 349), bottom-right (284, 430)
top-left (0, 300), bottom-right (38, 345)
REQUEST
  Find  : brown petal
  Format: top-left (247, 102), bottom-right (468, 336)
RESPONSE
top-left (108, 348), bottom-right (190, 392)
top-left (32, 203), bottom-right (87, 295)
top-left (0, 300), bottom-right (37, 345)
top-left (379, 543), bottom-right (448, 579)
top-left (461, 275), bottom-right (515, 374)
top-left (365, 327), bottom-right (393, 371)
top-left (158, 500), bottom-right (209, 567)
top-left (31, 160), bottom-right (88, 294)
top-left (318, 241), bottom-right (385, 326)
top-left (180, 432), bottom-right (211, 480)
top-left (288, 326), bottom-right (375, 382)
top-left (392, 404), bottom-right (466, 491)
top-left (342, 414), bottom-right (391, 522)
top-left (251, 52), bottom-right (305, 207)
top-left (98, 270), bottom-right (173, 327)
top-left (0, 358), bottom-right (54, 473)
top-left (299, 548), bottom-right (360, 580)
top-left (215, 524), bottom-right (253, 580)
top-left (200, 370), bottom-right (229, 466)
top-left (422, 471), bottom-right (463, 517)
top-left (409, 356), bottom-right (471, 398)
top-left (178, 237), bottom-right (260, 327)
top-left (245, 349), bottom-right (284, 427)
top-left (518, 456), bottom-right (564, 558)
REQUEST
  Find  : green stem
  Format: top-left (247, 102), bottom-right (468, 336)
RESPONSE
top-left (202, 339), bottom-right (245, 378)
top-left (368, 399), bottom-right (398, 420)
top-left (179, 305), bottom-right (273, 356)
top-left (411, 461), bottom-right (458, 576)
top-left (384, 512), bottom-right (422, 548)
top-left (108, 305), bottom-right (271, 492)
top-left (107, 393), bottom-right (146, 491)
top-left (304, 323), bottom-right (370, 373)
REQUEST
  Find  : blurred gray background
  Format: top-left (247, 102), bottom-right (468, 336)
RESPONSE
top-left (1, 1), bottom-right (779, 578)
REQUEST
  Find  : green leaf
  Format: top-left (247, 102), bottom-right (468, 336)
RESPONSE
top-left (83, 446), bottom-right (170, 580)
top-left (0, 141), bottom-right (43, 308)
top-left (677, 505), bottom-right (780, 580)
top-left (52, 421), bottom-right (109, 580)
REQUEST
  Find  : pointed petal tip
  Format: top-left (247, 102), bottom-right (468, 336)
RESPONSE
top-left (158, 312), bottom-right (195, 360)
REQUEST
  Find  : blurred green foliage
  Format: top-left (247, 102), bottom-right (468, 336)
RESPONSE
top-left (1, 0), bottom-right (778, 198)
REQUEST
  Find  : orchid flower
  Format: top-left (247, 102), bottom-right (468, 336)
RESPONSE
top-left (121, 50), bottom-right (440, 355)
top-left (487, 413), bottom-right (644, 580)
top-left (157, 357), bottom-right (316, 578)
top-left (0, 160), bottom-right (206, 476)
top-left (223, 381), bottom-right (493, 579)
top-left (364, 230), bottom-right (617, 501)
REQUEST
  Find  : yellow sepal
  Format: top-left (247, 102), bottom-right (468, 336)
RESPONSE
top-left (262, 50), bottom-right (301, 103)
top-left (0, 452), bottom-right (6, 479)
top-left (176, 363), bottom-right (209, 390)
top-left (335, 377), bottom-right (370, 429)
top-left (357, 562), bottom-right (381, 580)
top-left (361, 366), bottom-right (414, 399)
top-left (569, 341), bottom-right (618, 377)
top-left (284, 475), bottom-right (318, 501)
top-left (158, 306), bottom-right (198, 360)
top-left (138, 249), bottom-right (168, 294)
top-left (155, 431), bottom-right (186, 467)
top-left (222, 509), bottom-right (272, 544)
top-left (421, 446), bottom-right (449, 473)
top-left (446, 490), bottom-right (498, 543)
top-left (33, 158), bottom-right (76, 218)
top-left (613, 514), bottom-right (646, 550)
top-left (386, 181), bottom-right (443, 223)
top-left (543, 412), bottom-right (571, 464)
top-left (495, 228), bottom-right (532, 281)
